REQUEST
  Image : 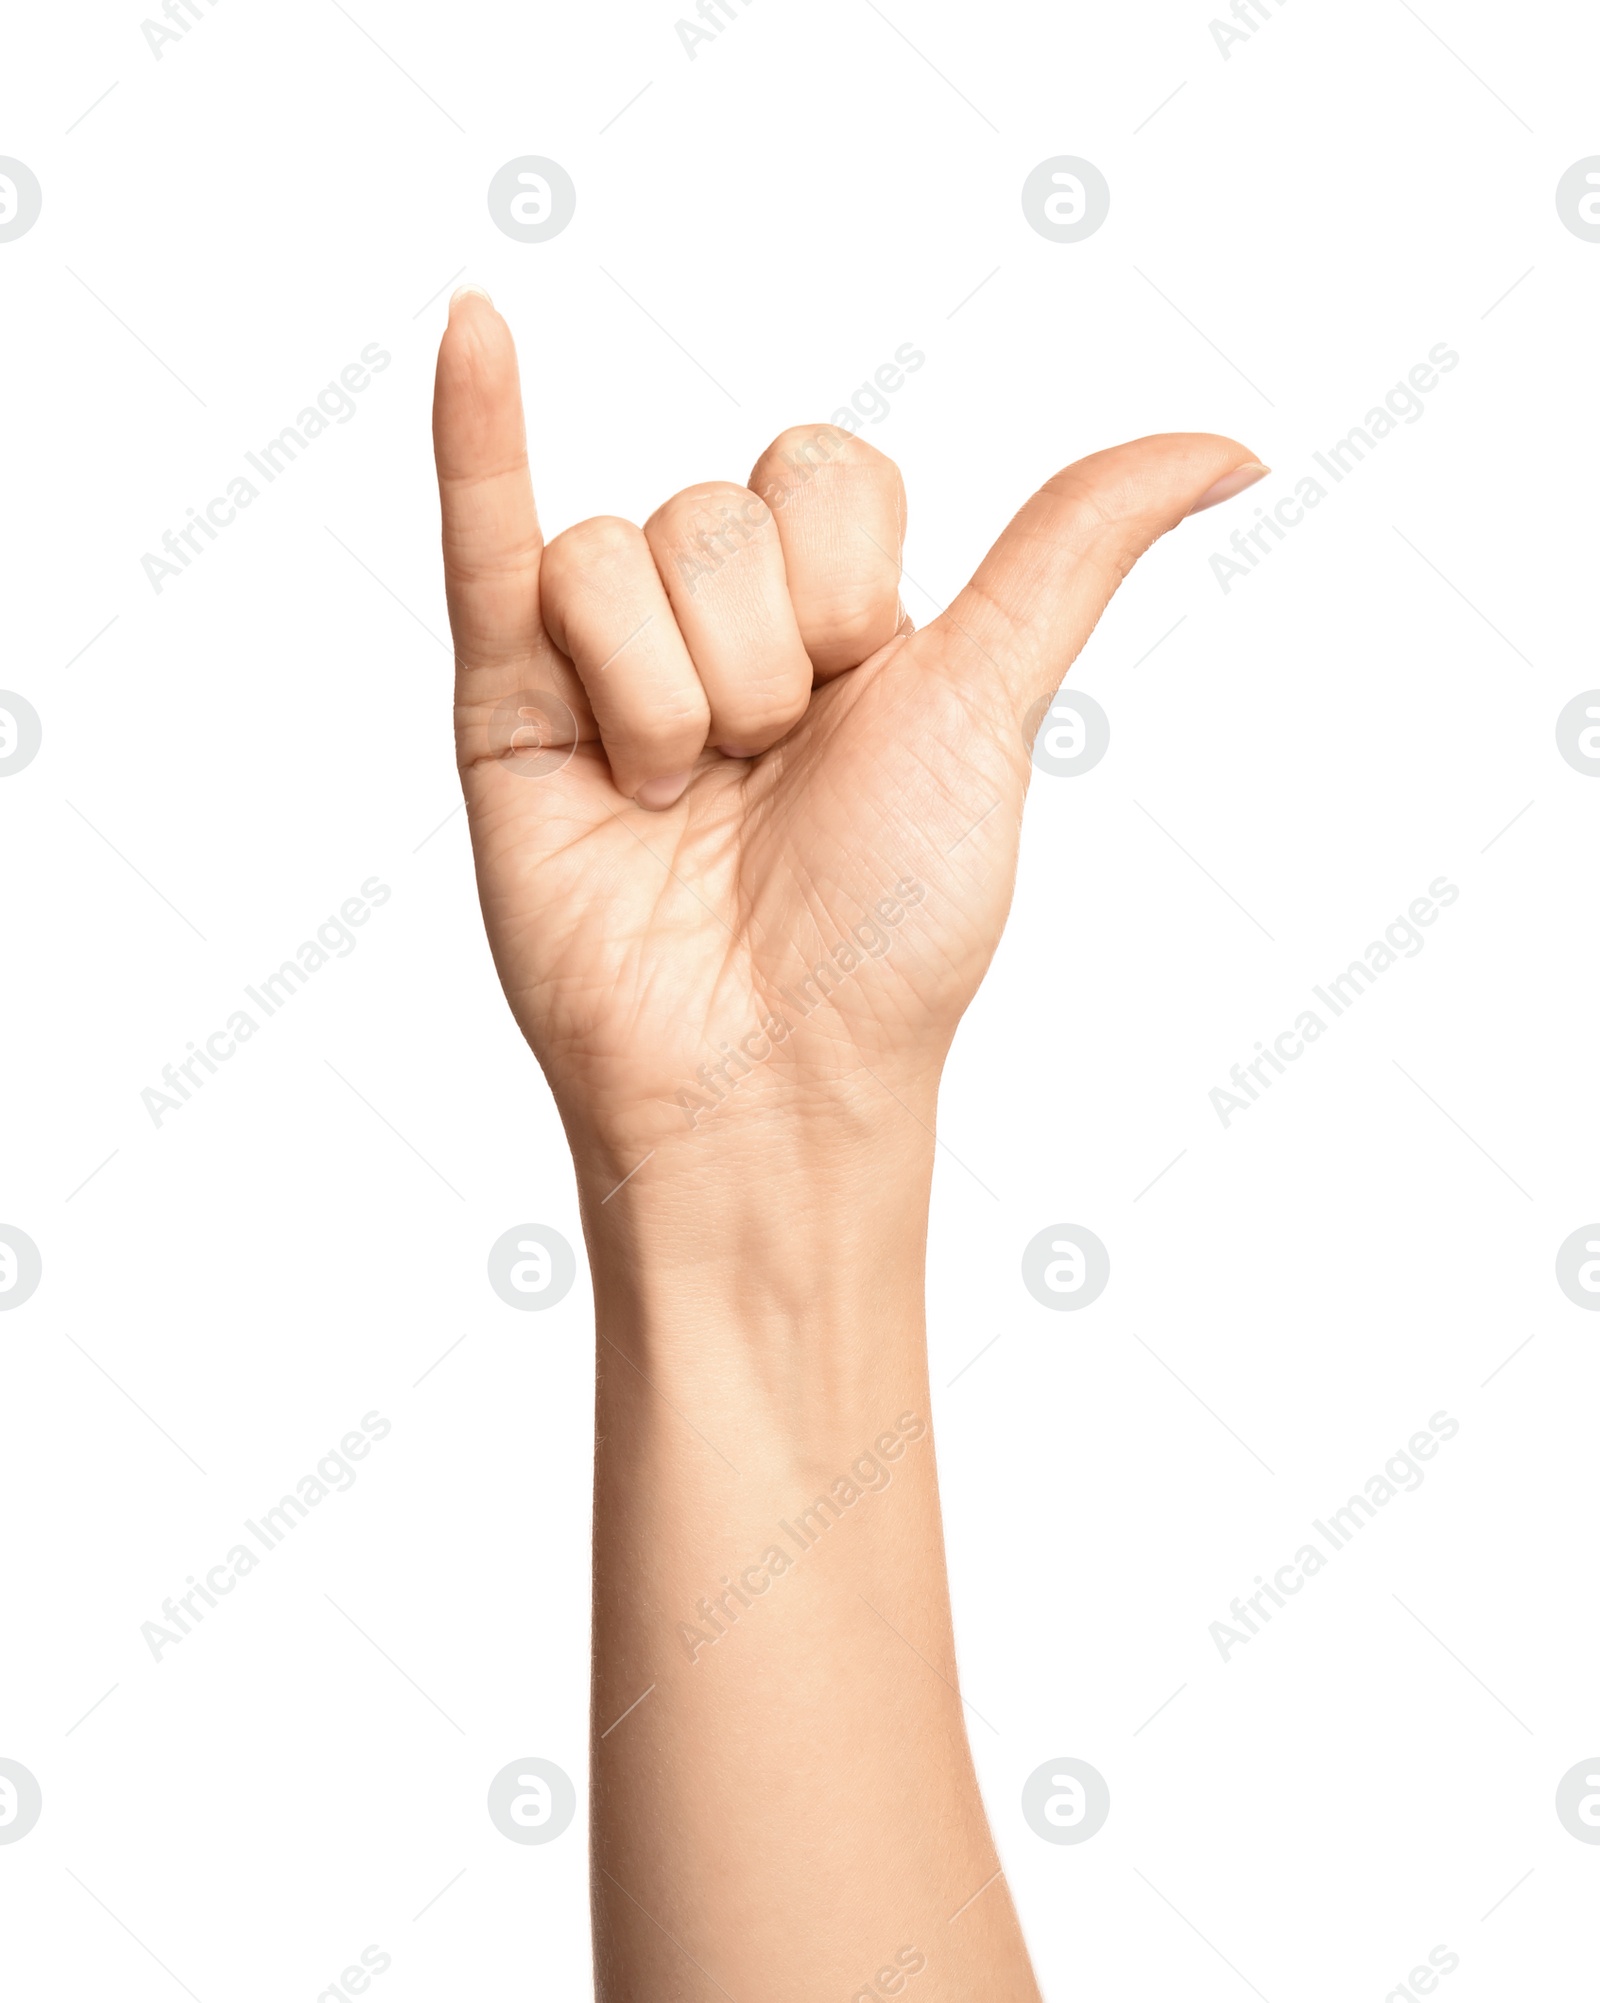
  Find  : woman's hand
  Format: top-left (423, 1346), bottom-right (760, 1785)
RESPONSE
top-left (433, 289), bottom-right (1262, 1186)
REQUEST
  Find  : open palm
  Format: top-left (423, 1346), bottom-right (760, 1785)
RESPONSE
top-left (433, 292), bottom-right (1261, 1176)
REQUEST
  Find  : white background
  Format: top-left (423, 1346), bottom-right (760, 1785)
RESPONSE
top-left (2, 0), bottom-right (1597, 1997)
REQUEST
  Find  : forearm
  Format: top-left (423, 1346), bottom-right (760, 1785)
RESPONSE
top-left (580, 1117), bottom-right (1040, 2003)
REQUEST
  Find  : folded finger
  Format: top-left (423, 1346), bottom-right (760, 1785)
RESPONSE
top-left (644, 482), bottom-right (813, 757)
top-left (540, 517), bottom-right (710, 808)
top-left (747, 425), bottom-right (906, 680)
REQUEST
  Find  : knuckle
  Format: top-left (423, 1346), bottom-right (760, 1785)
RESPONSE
top-left (652, 483), bottom-right (771, 552)
top-left (753, 425), bottom-right (900, 508)
top-left (650, 487), bottom-right (777, 600)
top-left (1040, 464), bottom-right (1176, 551)
top-left (763, 423), bottom-right (856, 469)
top-left (545, 514), bottom-right (644, 578)
top-left (1040, 470), bottom-right (1126, 534)
top-left (1035, 470), bottom-right (1165, 585)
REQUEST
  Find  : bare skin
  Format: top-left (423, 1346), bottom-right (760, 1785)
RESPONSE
top-left (432, 287), bottom-right (1264, 2001)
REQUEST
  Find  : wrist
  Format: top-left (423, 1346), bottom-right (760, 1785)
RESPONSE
top-left (573, 1089), bottom-right (938, 1447)
top-left (567, 1071), bottom-right (940, 1288)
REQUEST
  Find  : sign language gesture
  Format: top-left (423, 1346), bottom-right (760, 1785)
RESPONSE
top-left (433, 288), bottom-right (1263, 2002)
top-left (433, 289), bottom-right (1263, 1180)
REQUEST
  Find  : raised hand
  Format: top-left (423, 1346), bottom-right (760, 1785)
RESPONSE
top-left (433, 288), bottom-right (1263, 1182)
top-left (434, 287), bottom-right (1264, 2003)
